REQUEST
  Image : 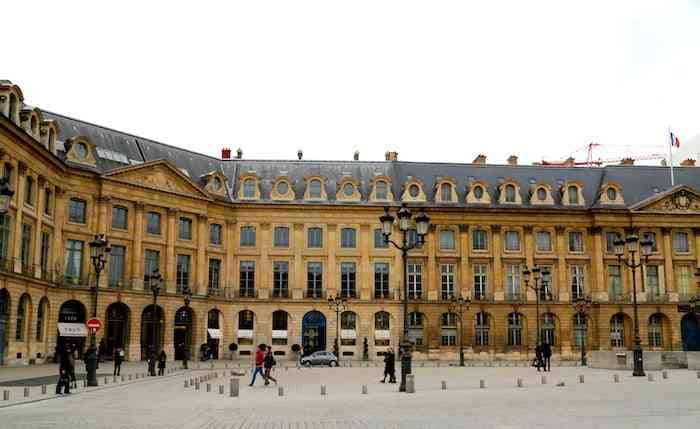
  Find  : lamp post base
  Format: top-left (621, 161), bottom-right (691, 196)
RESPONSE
top-left (399, 340), bottom-right (413, 393)
top-left (85, 347), bottom-right (98, 387)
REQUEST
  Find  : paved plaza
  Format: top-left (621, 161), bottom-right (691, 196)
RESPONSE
top-left (0, 362), bottom-right (699, 428)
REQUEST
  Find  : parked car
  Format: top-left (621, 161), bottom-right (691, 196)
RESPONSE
top-left (301, 351), bottom-right (338, 367)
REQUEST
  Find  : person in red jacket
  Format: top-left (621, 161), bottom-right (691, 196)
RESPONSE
top-left (248, 344), bottom-right (267, 386)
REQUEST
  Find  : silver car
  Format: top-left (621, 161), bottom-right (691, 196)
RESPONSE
top-left (300, 351), bottom-right (338, 367)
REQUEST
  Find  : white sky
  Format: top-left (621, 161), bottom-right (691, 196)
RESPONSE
top-left (4, 0), bottom-right (700, 165)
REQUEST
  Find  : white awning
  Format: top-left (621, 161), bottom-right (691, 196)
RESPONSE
top-left (272, 330), bottom-right (288, 339)
top-left (207, 329), bottom-right (223, 339)
top-left (341, 329), bottom-right (356, 339)
top-left (237, 329), bottom-right (253, 339)
top-left (58, 323), bottom-right (88, 337)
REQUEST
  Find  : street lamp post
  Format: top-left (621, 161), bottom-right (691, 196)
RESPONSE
top-left (146, 269), bottom-right (162, 376)
top-left (448, 294), bottom-right (471, 367)
top-left (614, 234), bottom-right (653, 377)
top-left (182, 284), bottom-right (192, 369)
top-left (87, 234), bottom-right (110, 387)
top-left (327, 295), bottom-right (347, 364)
top-left (522, 266), bottom-right (550, 347)
top-left (572, 295), bottom-right (593, 366)
top-left (379, 205), bottom-right (430, 392)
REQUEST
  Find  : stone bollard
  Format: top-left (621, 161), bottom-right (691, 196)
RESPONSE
top-left (42, 385), bottom-right (47, 395)
top-left (3, 390), bottom-right (9, 401)
top-left (230, 378), bottom-right (239, 397)
top-left (480, 379), bottom-right (486, 389)
top-left (648, 373), bottom-right (655, 382)
top-left (219, 385), bottom-right (224, 395)
top-left (321, 385), bottom-right (327, 395)
top-left (441, 380), bottom-right (447, 390)
top-left (541, 375), bottom-right (547, 385)
top-left (207, 383), bottom-right (211, 392)
top-left (122, 375), bottom-right (125, 382)
top-left (215, 372), bottom-right (218, 379)
top-left (362, 385), bottom-right (368, 394)
top-left (195, 381), bottom-right (200, 391)
top-left (406, 375), bottom-right (415, 393)
top-left (614, 374), bottom-right (620, 383)
top-left (579, 375), bottom-right (585, 384)
top-left (279, 386), bottom-right (284, 396)
top-left (662, 370), bottom-right (668, 380)
top-left (24, 387), bottom-right (30, 397)
top-left (517, 378), bottom-right (523, 388)
top-left (556, 382), bottom-right (566, 387)
top-left (211, 363), bottom-right (214, 370)
top-left (104, 377), bottom-right (108, 385)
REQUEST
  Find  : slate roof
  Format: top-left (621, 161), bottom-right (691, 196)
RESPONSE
top-left (38, 111), bottom-right (700, 209)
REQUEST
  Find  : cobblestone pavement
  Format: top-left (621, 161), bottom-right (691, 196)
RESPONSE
top-left (1, 365), bottom-right (698, 428)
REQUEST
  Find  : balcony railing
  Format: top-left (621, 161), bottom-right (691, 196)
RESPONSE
top-left (272, 289), bottom-right (290, 298)
top-left (0, 257), bottom-right (13, 272)
top-left (304, 289), bottom-right (326, 299)
top-left (473, 290), bottom-right (494, 302)
top-left (374, 290), bottom-right (396, 300)
top-left (678, 292), bottom-right (694, 304)
top-left (609, 292), bottom-right (631, 303)
top-left (340, 290), bottom-right (357, 299)
top-left (109, 280), bottom-right (133, 290)
top-left (505, 292), bottom-right (527, 303)
top-left (58, 274), bottom-right (90, 287)
top-left (237, 288), bottom-right (258, 298)
top-left (646, 291), bottom-right (669, 303)
top-left (408, 292), bottom-right (423, 300)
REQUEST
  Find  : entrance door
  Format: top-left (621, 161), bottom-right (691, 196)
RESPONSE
top-left (207, 310), bottom-right (220, 360)
top-left (174, 307), bottom-right (193, 361)
top-left (681, 313), bottom-right (700, 351)
top-left (302, 311), bottom-right (326, 356)
top-left (57, 300), bottom-right (87, 359)
top-left (141, 305), bottom-right (164, 360)
top-left (105, 303), bottom-right (129, 360)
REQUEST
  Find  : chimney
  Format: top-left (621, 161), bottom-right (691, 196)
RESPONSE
top-left (619, 157), bottom-right (635, 166)
top-left (385, 151), bottom-right (398, 161)
top-left (472, 154), bottom-right (487, 165)
top-left (353, 151), bottom-right (359, 161)
top-left (680, 158), bottom-right (696, 167)
top-left (563, 157), bottom-right (575, 167)
top-left (236, 148), bottom-right (243, 159)
top-left (507, 155), bottom-right (518, 166)
top-left (221, 147), bottom-right (231, 159)
top-left (297, 149), bottom-right (303, 160)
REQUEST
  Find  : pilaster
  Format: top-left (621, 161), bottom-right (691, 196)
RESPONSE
top-left (131, 202), bottom-right (145, 289)
top-left (52, 186), bottom-right (66, 275)
top-left (491, 225), bottom-right (503, 300)
top-left (555, 226), bottom-right (568, 301)
top-left (359, 224), bottom-right (371, 300)
top-left (458, 224), bottom-right (470, 298)
top-left (165, 208), bottom-right (178, 293)
top-left (32, 176), bottom-right (46, 278)
top-left (426, 226), bottom-right (437, 301)
top-left (195, 214), bottom-right (208, 295)
top-left (12, 162), bottom-right (26, 273)
top-left (661, 227), bottom-right (675, 294)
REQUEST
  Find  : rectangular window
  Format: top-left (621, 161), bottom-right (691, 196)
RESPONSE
top-left (569, 231), bottom-right (584, 252)
top-left (273, 226), bottom-right (289, 247)
top-left (340, 228), bottom-right (357, 248)
top-left (146, 212), bottom-right (161, 235)
top-left (2, 163), bottom-right (13, 184)
top-left (109, 245), bottom-right (126, 287)
top-left (646, 265), bottom-right (660, 295)
top-left (473, 264), bottom-right (488, 300)
top-left (0, 214), bottom-right (10, 262)
top-left (340, 262), bottom-right (356, 298)
top-left (439, 230), bottom-right (455, 250)
top-left (605, 232), bottom-right (619, 253)
top-left (20, 223), bottom-right (32, 272)
top-left (504, 231), bottom-right (520, 251)
top-left (374, 262), bottom-right (390, 298)
top-left (144, 250), bottom-right (160, 281)
top-left (24, 177), bottom-right (33, 206)
top-left (472, 229), bottom-right (487, 251)
top-left (64, 240), bottom-right (84, 282)
top-left (273, 261), bottom-right (289, 297)
top-left (508, 315), bottom-right (522, 346)
top-left (677, 266), bottom-right (691, 299)
top-left (112, 206), bottom-right (128, 230)
top-left (307, 227), bottom-right (323, 248)
top-left (374, 229), bottom-right (388, 249)
top-left (176, 254), bottom-right (190, 292)
top-left (475, 313), bottom-right (489, 346)
top-left (68, 198), bottom-right (86, 224)
top-left (408, 263), bottom-right (422, 299)
top-left (43, 188), bottom-right (52, 215)
top-left (40, 231), bottom-right (50, 277)
top-left (506, 264), bottom-right (521, 300)
top-left (239, 261), bottom-right (256, 297)
top-left (642, 232), bottom-right (658, 252)
top-left (208, 259), bottom-right (221, 292)
top-left (571, 265), bottom-right (585, 300)
top-left (608, 265), bottom-right (622, 300)
top-left (406, 229), bottom-right (418, 248)
top-left (440, 264), bottom-right (455, 300)
top-left (210, 224), bottom-right (222, 245)
top-left (536, 264), bottom-right (554, 301)
top-left (240, 226), bottom-right (256, 247)
top-left (178, 217), bottom-right (192, 240)
top-left (536, 231), bottom-right (552, 252)
top-left (673, 232), bottom-right (690, 253)
top-left (307, 262), bottom-right (323, 298)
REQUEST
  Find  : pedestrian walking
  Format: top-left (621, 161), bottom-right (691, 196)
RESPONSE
top-left (181, 343), bottom-right (189, 369)
top-left (98, 338), bottom-right (106, 363)
top-left (542, 342), bottom-right (552, 372)
top-left (248, 344), bottom-right (267, 386)
top-left (263, 346), bottom-right (278, 386)
top-left (381, 349), bottom-right (396, 383)
top-left (67, 345), bottom-right (77, 389)
top-left (158, 350), bottom-right (167, 376)
top-left (534, 343), bottom-right (544, 372)
top-left (56, 347), bottom-right (72, 394)
top-left (113, 346), bottom-right (124, 376)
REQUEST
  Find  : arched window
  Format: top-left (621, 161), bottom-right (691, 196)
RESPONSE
top-left (36, 298), bottom-right (48, 342)
top-left (408, 311), bottom-right (424, 346)
top-left (573, 312), bottom-right (587, 349)
top-left (375, 311), bottom-right (390, 330)
top-left (505, 184), bottom-right (516, 203)
top-left (610, 314), bottom-right (625, 348)
top-left (606, 187), bottom-right (617, 201)
top-left (272, 310), bottom-right (288, 331)
top-left (238, 310), bottom-right (254, 330)
top-left (341, 311), bottom-right (357, 330)
top-left (375, 181), bottom-right (388, 200)
top-left (541, 313), bottom-right (556, 346)
top-left (648, 314), bottom-right (663, 347)
top-left (243, 179), bottom-right (256, 199)
top-left (441, 312), bottom-right (457, 346)
top-left (568, 185), bottom-right (579, 205)
top-left (16, 294), bottom-right (29, 341)
top-left (440, 183), bottom-right (452, 202)
top-left (475, 312), bottom-right (489, 346)
top-left (309, 179), bottom-right (322, 199)
top-left (507, 312), bottom-right (522, 346)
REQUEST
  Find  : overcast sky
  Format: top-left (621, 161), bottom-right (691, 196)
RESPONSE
top-left (4, 1), bottom-right (699, 165)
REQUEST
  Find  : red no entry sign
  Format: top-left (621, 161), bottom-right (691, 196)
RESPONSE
top-left (86, 318), bottom-right (102, 332)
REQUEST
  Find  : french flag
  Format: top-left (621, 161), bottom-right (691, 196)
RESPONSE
top-left (669, 131), bottom-right (681, 148)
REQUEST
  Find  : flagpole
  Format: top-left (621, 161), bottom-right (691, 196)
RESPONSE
top-left (668, 126), bottom-right (675, 186)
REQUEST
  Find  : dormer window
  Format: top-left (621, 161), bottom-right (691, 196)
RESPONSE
top-left (211, 177), bottom-right (222, 191)
top-left (505, 184), bottom-right (516, 203)
top-left (74, 142), bottom-right (88, 159)
top-left (606, 187), bottom-right (617, 201)
top-left (409, 184), bottom-right (420, 198)
top-left (243, 179), bottom-right (256, 199)
top-left (474, 186), bottom-right (484, 200)
top-left (537, 187), bottom-right (547, 201)
top-left (342, 183), bottom-right (354, 197)
top-left (309, 179), bottom-right (322, 199)
top-left (440, 183), bottom-right (452, 202)
top-left (30, 115), bottom-right (38, 135)
top-left (568, 186), bottom-right (579, 205)
top-left (276, 181), bottom-right (289, 195)
top-left (375, 181), bottom-right (388, 200)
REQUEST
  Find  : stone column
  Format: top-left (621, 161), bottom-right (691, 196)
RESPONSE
top-left (589, 226), bottom-right (606, 301)
top-left (555, 226), bottom-right (568, 301)
top-left (293, 223), bottom-right (304, 299)
top-left (661, 228), bottom-right (676, 296)
top-left (52, 186), bottom-right (66, 277)
top-left (359, 224), bottom-right (371, 300)
top-left (32, 176), bottom-right (46, 278)
top-left (163, 302), bottom-right (175, 359)
top-left (96, 196), bottom-right (110, 236)
top-left (458, 224), bottom-right (470, 298)
top-left (12, 162), bottom-right (27, 274)
top-left (258, 223), bottom-right (270, 299)
top-left (426, 226), bottom-right (437, 301)
top-left (491, 225), bottom-right (503, 301)
top-left (327, 224), bottom-right (338, 297)
top-left (225, 220), bottom-right (236, 297)
top-left (165, 209), bottom-right (178, 293)
top-left (196, 214), bottom-right (208, 296)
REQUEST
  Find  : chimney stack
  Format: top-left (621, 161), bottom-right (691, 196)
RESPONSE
top-left (297, 149), bottom-right (303, 160)
top-left (472, 154), bottom-right (487, 165)
top-left (353, 151), bottom-right (360, 161)
top-left (563, 157), bottom-right (575, 167)
top-left (385, 151), bottom-right (398, 161)
top-left (236, 148), bottom-right (243, 159)
top-left (507, 155), bottom-right (518, 166)
top-left (680, 158), bottom-right (696, 167)
top-left (221, 148), bottom-right (231, 159)
top-left (619, 157), bottom-right (635, 166)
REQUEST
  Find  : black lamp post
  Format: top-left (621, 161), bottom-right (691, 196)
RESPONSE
top-left (614, 234), bottom-right (653, 377)
top-left (146, 269), bottom-right (162, 376)
top-left (182, 284), bottom-right (192, 369)
top-left (327, 295), bottom-right (347, 364)
top-left (87, 234), bottom-right (110, 387)
top-left (448, 294), bottom-right (471, 367)
top-left (522, 266), bottom-right (550, 347)
top-left (572, 295), bottom-right (593, 366)
top-left (0, 177), bottom-right (15, 214)
top-left (379, 204), bottom-right (430, 392)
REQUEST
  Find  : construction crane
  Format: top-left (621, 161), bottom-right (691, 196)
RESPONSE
top-left (535, 143), bottom-right (666, 167)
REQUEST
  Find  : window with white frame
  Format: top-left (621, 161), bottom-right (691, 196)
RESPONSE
top-left (375, 181), bottom-right (388, 200)
top-left (505, 184), bottom-right (516, 203)
top-left (307, 227), bottom-right (323, 248)
top-left (440, 183), bottom-right (452, 202)
top-left (340, 262), bottom-right (356, 298)
top-left (441, 313), bottom-right (457, 346)
top-left (610, 314), bottom-right (625, 348)
top-left (646, 265), bottom-right (660, 296)
top-left (473, 264), bottom-right (488, 300)
top-left (673, 231), bottom-right (690, 253)
top-left (677, 265), bottom-right (691, 299)
top-left (307, 262), bottom-right (323, 297)
top-left (408, 263), bottom-right (422, 299)
top-left (605, 231), bottom-right (619, 253)
top-left (608, 265), bottom-right (622, 299)
top-left (536, 230), bottom-right (552, 252)
top-left (573, 312), bottom-right (587, 348)
top-left (507, 312), bottom-right (523, 346)
top-left (240, 226), bottom-right (256, 247)
top-left (374, 262), bottom-right (390, 298)
top-left (273, 261), bottom-right (289, 297)
top-left (648, 314), bottom-right (663, 347)
top-left (273, 226), bottom-right (289, 247)
top-left (505, 230), bottom-right (521, 251)
top-left (439, 229), bottom-right (455, 250)
top-left (408, 312), bottom-right (423, 346)
top-left (642, 232), bottom-right (658, 252)
top-left (242, 179), bottom-right (256, 199)
top-left (472, 229), bottom-right (487, 251)
top-left (239, 261), bottom-right (256, 296)
top-left (475, 312), bottom-right (489, 346)
top-left (541, 313), bottom-right (556, 346)
top-left (568, 231), bottom-right (584, 252)
top-left (506, 264), bottom-right (521, 299)
top-left (536, 264), bottom-right (553, 300)
top-left (309, 179), bottom-right (322, 199)
top-left (571, 265), bottom-right (585, 300)
top-left (440, 264), bottom-right (455, 300)
top-left (340, 228), bottom-right (357, 248)
top-left (567, 185), bottom-right (579, 205)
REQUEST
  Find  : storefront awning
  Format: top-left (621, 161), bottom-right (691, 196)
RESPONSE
top-left (58, 323), bottom-right (88, 337)
top-left (207, 329), bottom-right (222, 339)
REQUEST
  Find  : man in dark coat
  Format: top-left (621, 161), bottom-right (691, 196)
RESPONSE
top-left (534, 343), bottom-right (544, 372)
top-left (381, 349), bottom-right (396, 383)
top-left (56, 347), bottom-right (72, 394)
top-left (542, 342), bottom-right (552, 372)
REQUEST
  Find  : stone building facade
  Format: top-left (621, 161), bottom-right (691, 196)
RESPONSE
top-left (0, 80), bottom-right (699, 366)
